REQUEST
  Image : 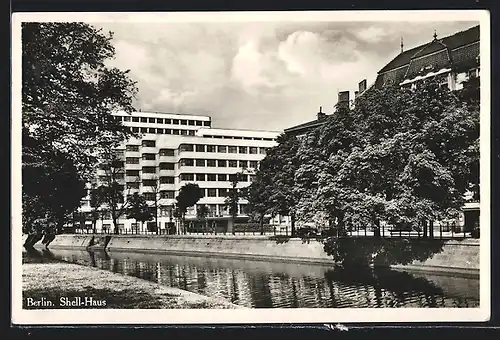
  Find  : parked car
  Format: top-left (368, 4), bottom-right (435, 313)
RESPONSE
top-left (295, 226), bottom-right (319, 238)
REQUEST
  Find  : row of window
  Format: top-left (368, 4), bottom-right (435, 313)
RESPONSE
top-left (202, 135), bottom-right (275, 141)
top-left (123, 172), bottom-right (256, 189)
top-left (138, 188), bottom-right (243, 200)
top-left (90, 203), bottom-right (249, 219)
top-left (127, 126), bottom-right (197, 136)
top-left (180, 144), bottom-right (266, 154)
top-left (125, 158), bottom-right (259, 169)
top-left (125, 141), bottom-right (270, 154)
top-left (119, 115), bottom-right (211, 127)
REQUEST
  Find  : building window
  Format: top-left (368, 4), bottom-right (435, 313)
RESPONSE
top-left (259, 147), bottom-right (267, 154)
top-left (114, 149), bottom-right (125, 157)
top-left (148, 118), bottom-right (155, 123)
top-left (123, 116), bottom-right (131, 122)
top-left (159, 149), bottom-right (175, 157)
top-left (132, 127), bottom-right (139, 133)
top-left (196, 144), bottom-right (205, 152)
top-left (249, 147), bottom-right (258, 154)
top-left (160, 176), bottom-right (175, 184)
top-left (239, 160), bottom-right (248, 168)
top-left (142, 179), bottom-right (157, 187)
top-left (156, 118), bottom-right (164, 124)
top-left (228, 160), bottom-right (238, 167)
top-left (207, 159), bottom-right (216, 167)
top-left (196, 121), bottom-right (203, 126)
top-left (204, 121), bottom-right (211, 127)
top-left (173, 129), bottom-right (180, 135)
top-left (207, 174), bottom-right (216, 181)
top-left (239, 146), bottom-right (248, 154)
top-left (126, 170), bottom-right (140, 177)
top-left (196, 173), bottom-right (206, 181)
top-left (239, 174), bottom-right (248, 182)
top-left (196, 159), bottom-right (205, 167)
top-left (165, 129), bottom-right (172, 134)
top-left (249, 161), bottom-right (258, 169)
top-left (240, 204), bottom-right (249, 215)
top-left (144, 193), bottom-right (156, 201)
top-left (159, 162), bottom-right (175, 170)
top-left (188, 130), bottom-right (196, 136)
top-left (218, 174), bottom-right (227, 181)
top-left (217, 160), bottom-right (227, 167)
top-left (217, 145), bottom-right (227, 153)
top-left (207, 188), bottom-right (217, 197)
top-left (157, 128), bottom-right (164, 134)
top-left (218, 188), bottom-right (228, 197)
top-left (180, 159), bottom-right (194, 167)
top-left (243, 137), bottom-right (252, 140)
top-left (142, 140), bottom-right (156, 148)
top-left (142, 153), bottom-right (156, 160)
top-left (206, 145), bottom-right (216, 153)
top-left (228, 146), bottom-right (237, 153)
top-left (172, 119), bottom-right (179, 125)
top-left (140, 127), bottom-right (147, 133)
top-left (132, 117), bottom-right (139, 122)
top-left (180, 173), bottom-right (194, 181)
top-left (179, 144), bottom-right (194, 152)
top-left (229, 174), bottom-right (238, 182)
top-left (188, 120), bottom-right (195, 126)
top-left (160, 191), bottom-right (175, 199)
top-left (140, 117), bottom-right (147, 123)
top-left (181, 130), bottom-right (188, 136)
top-left (126, 157), bottom-right (140, 164)
top-left (142, 166), bottom-right (156, 174)
top-left (165, 119), bottom-right (172, 124)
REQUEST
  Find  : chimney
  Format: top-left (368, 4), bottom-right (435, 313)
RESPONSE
top-left (337, 91), bottom-right (350, 110)
top-left (358, 79), bottom-right (367, 93)
top-left (400, 37), bottom-right (404, 53)
top-left (355, 90), bottom-right (359, 99)
top-left (317, 106), bottom-right (326, 120)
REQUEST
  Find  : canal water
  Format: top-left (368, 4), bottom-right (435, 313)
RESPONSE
top-left (25, 248), bottom-right (479, 308)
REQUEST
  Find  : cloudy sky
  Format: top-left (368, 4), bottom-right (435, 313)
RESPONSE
top-left (95, 19), bottom-right (478, 131)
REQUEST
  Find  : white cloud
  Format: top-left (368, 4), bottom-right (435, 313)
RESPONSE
top-left (93, 21), bottom-right (478, 131)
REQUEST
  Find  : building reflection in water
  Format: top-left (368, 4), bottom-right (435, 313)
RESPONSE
top-left (30, 248), bottom-right (479, 308)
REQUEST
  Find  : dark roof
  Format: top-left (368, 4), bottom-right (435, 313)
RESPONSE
top-left (378, 25), bottom-right (479, 74)
top-left (284, 118), bottom-right (326, 134)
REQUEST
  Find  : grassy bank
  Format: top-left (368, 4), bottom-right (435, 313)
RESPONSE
top-left (22, 259), bottom-right (242, 309)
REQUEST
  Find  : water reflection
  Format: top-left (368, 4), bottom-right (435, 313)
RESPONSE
top-left (24, 248), bottom-right (479, 308)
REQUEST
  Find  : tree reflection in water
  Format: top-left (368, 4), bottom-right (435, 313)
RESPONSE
top-left (26, 248), bottom-right (479, 308)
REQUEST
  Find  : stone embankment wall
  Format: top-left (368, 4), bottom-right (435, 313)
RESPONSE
top-left (30, 234), bottom-right (480, 275)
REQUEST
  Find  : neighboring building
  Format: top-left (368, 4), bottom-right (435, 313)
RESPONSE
top-left (78, 111), bottom-right (280, 234)
top-left (282, 25), bottom-right (481, 233)
top-left (375, 25), bottom-right (479, 91)
top-left (285, 25), bottom-right (480, 137)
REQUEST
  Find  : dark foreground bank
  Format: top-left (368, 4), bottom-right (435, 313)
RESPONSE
top-left (22, 257), bottom-right (243, 309)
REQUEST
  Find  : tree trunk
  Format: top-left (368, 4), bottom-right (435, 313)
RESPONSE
top-left (112, 214), bottom-right (119, 235)
top-left (423, 220), bottom-right (428, 238)
top-left (429, 220), bottom-right (434, 239)
top-left (374, 219), bottom-right (381, 238)
top-left (290, 212), bottom-right (296, 237)
top-left (155, 201), bottom-right (159, 235)
top-left (259, 215), bottom-right (264, 235)
top-left (92, 219), bottom-right (97, 234)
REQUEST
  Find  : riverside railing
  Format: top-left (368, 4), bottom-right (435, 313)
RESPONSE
top-left (73, 223), bottom-right (477, 239)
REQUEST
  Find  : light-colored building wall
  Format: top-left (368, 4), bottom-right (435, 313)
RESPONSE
top-left (78, 111), bottom-right (280, 233)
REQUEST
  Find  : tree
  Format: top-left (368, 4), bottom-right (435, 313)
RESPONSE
top-left (89, 184), bottom-right (106, 234)
top-left (142, 175), bottom-right (165, 235)
top-left (175, 183), bottom-right (203, 234)
top-left (22, 22), bottom-right (138, 236)
top-left (224, 172), bottom-right (246, 235)
top-left (126, 193), bottom-right (153, 233)
top-left (22, 147), bottom-right (86, 247)
top-left (245, 171), bottom-right (271, 235)
top-left (97, 150), bottom-right (137, 234)
top-left (255, 134), bottom-right (301, 236)
top-left (196, 204), bottom-right (209, 234)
